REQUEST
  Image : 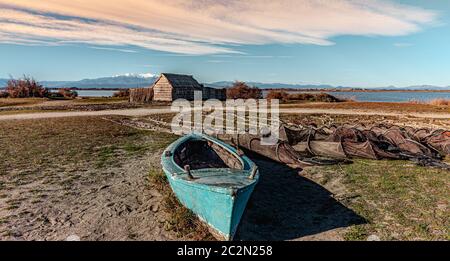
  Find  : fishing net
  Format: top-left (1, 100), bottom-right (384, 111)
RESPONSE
top-left (280, 123), bottom-right (450, 170)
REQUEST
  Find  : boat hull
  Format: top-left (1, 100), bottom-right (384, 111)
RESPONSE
top-left (161, 133), bottom-right (259, 240)
top-left (165, 174), bottom-right (257, 240)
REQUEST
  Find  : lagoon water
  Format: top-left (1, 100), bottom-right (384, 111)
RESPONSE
top-left (330, 91), bottom-right (450, 102)
top-left (76, 90), bottom-right (116, 97)
top-left (261, 91), bottom-right (450, 102)
top-left (76, 89), bottom-right (450, 102)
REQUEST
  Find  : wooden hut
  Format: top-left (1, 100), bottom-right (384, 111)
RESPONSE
top-left (153, 73), bottom-right (226, 101)
top-left (130, 73), bottom-right (226, 103)
top-left (153, 73), bottom-right (201, 101)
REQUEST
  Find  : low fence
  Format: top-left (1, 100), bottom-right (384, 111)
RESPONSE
top-left (129, 88), bottom-right (153, 103)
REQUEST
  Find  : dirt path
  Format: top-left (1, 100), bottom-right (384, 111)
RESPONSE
top-left (0, 107), bottom-right (449, 121)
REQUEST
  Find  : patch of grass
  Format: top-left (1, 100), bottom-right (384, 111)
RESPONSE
top-left (0, 98), bottom-right (47, 108)
top-left (123, 143), bottom-right (148, 154)
top-left (280, 101), bottom-right (450, 114)
top-left (318, 159), bottom-right (449, 240)
top-left (96, 146), bottom-right (119, 168)
top-left (0, 109), bottom-right (68, 116)
top-left (149, 169), bottom-right (215, 241)
top-left (409, 98), bottom-right (450, 106)
top-left (74, 97), bottom-right (128, 104)
top-left (281, 113), bottom-right (450, 130)
top-left (343, 225), bottom-right (369, 241)
top-left (6, 205), bottom-right (19, 210)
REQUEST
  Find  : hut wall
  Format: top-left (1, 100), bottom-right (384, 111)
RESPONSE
top-left (129, 88), bottom-right (154, 103)
top-left (173, 87), bottom-right (196, 100)
top-left (203, 87), bottom-right (226, 101)
top-left (153, 76), bottom-right (173, 101)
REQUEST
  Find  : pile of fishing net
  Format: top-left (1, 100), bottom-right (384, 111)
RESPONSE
top-left (280, 123), bottom-right (450, 170)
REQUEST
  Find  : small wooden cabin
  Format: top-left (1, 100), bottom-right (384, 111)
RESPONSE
top-left (130, 73), bottom-right (226, 103)
top-left (153, 73), bottom-right (201, 101)
top-left (153, 73), bottom-right (226, 101)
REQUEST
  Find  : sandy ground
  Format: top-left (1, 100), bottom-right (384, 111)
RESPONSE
top-left (0, 107), bottom-right (449, 121)
top-left (0, 117), bottom-right (187, 241)
top-left (1, 139), bottom-right (183, 241)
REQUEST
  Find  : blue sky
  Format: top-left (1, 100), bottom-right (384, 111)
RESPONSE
top-left (0, 0), bottom-right (449, 87)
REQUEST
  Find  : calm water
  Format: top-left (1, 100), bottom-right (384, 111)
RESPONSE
top-left (262, 90), bottom-right (450, 102)
top-left (330, 91), bottom-right (450, 102)
top-left (76, 90), bottom-right (116, 97)
top-left (70, 89), bottom-right (450, 102)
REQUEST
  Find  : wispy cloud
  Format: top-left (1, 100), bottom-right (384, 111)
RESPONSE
top-left (0, 0), bottom-right (438, 54)
top-left (89, 46), bottom-right (138, 53)
top-left (206, 60), bottom-right (231, 63)
top-left (394, 43), bottom-right (414, 47)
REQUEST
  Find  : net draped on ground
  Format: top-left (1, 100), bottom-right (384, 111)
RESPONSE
top-left (110, 117), bottom-right (450, 171)
top-left (278, 123), bottom-right (450, 170)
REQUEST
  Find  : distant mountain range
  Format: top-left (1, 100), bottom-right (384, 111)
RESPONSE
top-left (0, 73), bottom-right (157, 89)
top-left (1, 75), bottom-right (449, 91)
top-left (208, 81), bottom-right (450, 91)
top-left (208, 81), bottom-right (337, 89)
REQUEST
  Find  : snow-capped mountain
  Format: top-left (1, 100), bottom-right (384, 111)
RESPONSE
top-left (113, 73), bottom-right (155, 78)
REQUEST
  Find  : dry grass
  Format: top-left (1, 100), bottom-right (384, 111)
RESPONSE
top-left (307, 160), bottom-right (450, 240)
top-left (409, 99), bottom-right (450, 106)
top-left (280, 101), bottom-right (450, 114)
top-left (0, 98), bottom-right (48, 108)
top-left (149, 169), bottom-right (215, 241)
top-left (0, 117), bottom-right (160, 176)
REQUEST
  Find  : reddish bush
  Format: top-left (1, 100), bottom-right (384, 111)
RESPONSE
top-left (409, 98), bottom-right (450, 106)
top-left (0, 91), bottom-right (9, 98)
top-left (266, 90), bottom-right (289, 101)
top-left (287, 92), bottom-right (341, 102)
top-left (6, 76), bottom-right (48, 98)
top-left (226, 81), bottom-right (262, 99)
top-left (266, 91), bottom-right (342, 103)
top-left (428, 98), bottom-right (449, 106)
top-left (113, 89), bottom-right (130, 98)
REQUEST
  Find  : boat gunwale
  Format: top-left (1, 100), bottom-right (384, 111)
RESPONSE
top-left (166, 133), bottom-right (249, 173)
top-left (161, 133), bottom-right (259, 194)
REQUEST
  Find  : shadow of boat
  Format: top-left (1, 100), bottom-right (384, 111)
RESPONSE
top-left (234, 152), bottom-right (366, 241)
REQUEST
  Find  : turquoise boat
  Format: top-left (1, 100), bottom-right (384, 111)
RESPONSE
top-left (161, 133), bottom-right (259, 240)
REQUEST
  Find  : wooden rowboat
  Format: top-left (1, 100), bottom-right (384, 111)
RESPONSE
top-left (161, 133), bottom-right (259, 240)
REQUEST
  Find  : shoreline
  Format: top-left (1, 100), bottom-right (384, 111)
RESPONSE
top-left (2, 87), bottom-right (450, 93)
top-left (262, 88), bottom-right (450, 93)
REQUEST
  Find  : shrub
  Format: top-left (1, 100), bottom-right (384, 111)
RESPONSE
top-left (266, 91), bottom-right (342, 103)
top-left (226, 81), bottom-right (262, 99)
top-left (289, 92), bottom-right (341, 102)
top-left (6, 76), bottom-right (48, 98)
top-left (408, 99), bottom-right (450, 106)
top-left (58, 88), bottom-right (78, 99)
top-left (113, 89), bottom-right (130, 98)
top-left (0, 91), bottom-right (9, 98)
top-left (428, 98), bottom-right (449, 106)
top-left (47, 92), bottom-right (65, 99)
top-left (266, 90), bottom-right (289, 102)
